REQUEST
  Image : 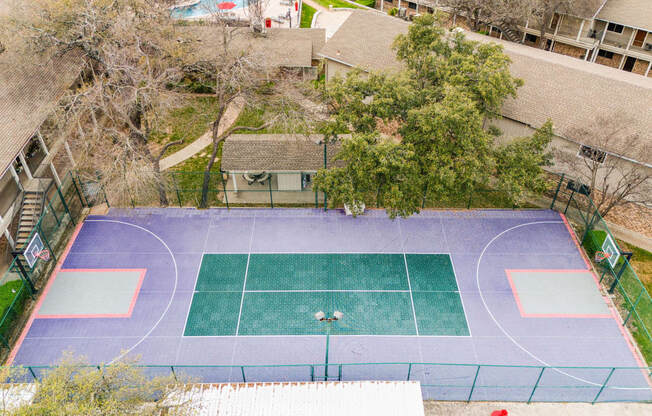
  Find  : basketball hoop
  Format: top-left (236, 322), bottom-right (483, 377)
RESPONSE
top-left (35, 249), bottom-right (50, 262)
top-left (594, 250), bottom-right (611, 263)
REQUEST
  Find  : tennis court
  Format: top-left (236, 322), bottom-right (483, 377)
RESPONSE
top-left (8, 208), bottom-right (652, 402)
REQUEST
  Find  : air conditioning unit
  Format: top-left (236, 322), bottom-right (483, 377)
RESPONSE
top-left (644, 43), bottom-right (652, 51)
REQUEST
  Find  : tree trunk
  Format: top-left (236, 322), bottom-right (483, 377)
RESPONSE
top-left (538, 12), bottom-right (551, 49)
top-left (152, 159), bottom-right (168, 207)
top-left (200, 139), bottom-right (221, 208)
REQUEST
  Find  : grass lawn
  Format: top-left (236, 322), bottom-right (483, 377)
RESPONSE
top-left (301, 4), bottom-right (316, 28)
top-left (311, 0), bottom-right (359, 9)
top-left (231, 102), bottom-right (311, 135)
top-left (354, 0), bottom-right (375, 7)
top-left (151, 95), bottom-right (220, 159)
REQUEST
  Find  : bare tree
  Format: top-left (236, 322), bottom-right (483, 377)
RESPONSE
top-left (9, 0), bottom-right (195, 206)
top-left (244, 0), bottom-right (271, 33)
top-left (525, 0), bottom-right (602, 49)
top-left (556, 113), bottom-right (652, 218)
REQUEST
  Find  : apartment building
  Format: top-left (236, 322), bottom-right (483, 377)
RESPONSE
top-left (519, 0), bottom-right (652, 77)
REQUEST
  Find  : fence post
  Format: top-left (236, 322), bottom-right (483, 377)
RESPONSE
top-left (527, 367), bottom-right (546, 404)
top-left (38, 223), bottom-right (57, 264)
top-left (221, 174), bottom-right (230, 209)
top-left (563, 189), bottom-right (575, 215)
top-left (338, 364), bottom-right (342, 381)
top-left (171, 173), bottom-right (182, 207)
top-left (70, 173), bottom-right (86, 208)
top-left (47, 200), bottom-right (61, 227)
top-left (28, 366), bottom-right (38, 381)
top-left (170, 366), bottom-right (177, 381)
top-left (310, 365), bottom-right (314, 382)
top-left (268, 177), bottom-right (274, 209)
top-left (10, 255), bottom-right (36, 296)
top-left (550, 174), bottom-right (564, 209)
top-left (315, 191), bottom-right (318, 208)
top-left (623, 290), bottom-right (644, 325)
top-left (608, 261), bottom-right (629, 294)
top-left (407, 363), bottom-right (412, 381)
top-left (241, 366), bottom-right (246, 383)
top-left (467, 365), bottom-right (481, 402)
top-left (55, 183), bottom-right (73, 225)
top-left (467, 192), bottom-right (473, 209)
top-left (0, 334), bottom-right (10, 349)
top-left (592, 367), bottom-right (615, 404)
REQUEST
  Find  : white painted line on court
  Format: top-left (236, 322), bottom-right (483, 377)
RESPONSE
top-left (235, 216), bottom-right (256, 336)
top-left (85, 220), bottom-right (179, 366)
top-left (448, 254), bottom-right (472, 338)
top-left (397, 219), bottom-right (420, 337)
top-left (180, 223), bottom-right (213, 341)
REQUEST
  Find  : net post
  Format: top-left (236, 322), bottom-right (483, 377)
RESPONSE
top-left (240, 366), bottom-right (246, 383)
top-left (170, 366), bottom-right (177, 381)
top-left (338, 364), bottom-right (342, 381)
top-left (407, 363), bottom-right (412, 381)
top-left (268, 177), bottom-right (274, 209)
top-left (467, 365), bottom-right (481, 402)
top-left (527, 366), bottom-right (545, 404)
top-left (550, 173), bottom-right (564, 209)
top-left (592, 367), bottom-right (615, 404)
top-left (28, 366), bottom-right (37, 381)
top-left (310, 365), bottom-right (314, 381)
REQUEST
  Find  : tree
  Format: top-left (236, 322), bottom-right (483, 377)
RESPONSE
top-left (522, 0), bottom-right (601, 49)
top-left (557, 113), bottom-right (652, 218)
top-left (244, 0), bottom-right (271, 33)
top-left (12, 353), bottom-right (190, 415)
top-left (9, 0), bottom-right (194, 206)
top-left (315, 15), bottom-right (552, 216)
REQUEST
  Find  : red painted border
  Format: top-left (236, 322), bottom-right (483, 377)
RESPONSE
top-left (560, 213), bottom-right (592, 269)
top-left (7, 221), bottom-right (85, 365)
top-left (505, 269), bottom-right (612, 319)
top-left (36, 268), bottom-right (146, 319)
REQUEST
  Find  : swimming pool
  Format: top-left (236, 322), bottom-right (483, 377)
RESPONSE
top-left (170, 0), bottom-right (247, 19)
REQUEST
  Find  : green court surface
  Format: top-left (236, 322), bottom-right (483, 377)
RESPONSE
top-left (183, 253), bottom-right (469, 337)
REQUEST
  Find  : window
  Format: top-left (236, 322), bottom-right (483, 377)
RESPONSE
top-left (578, 145), bottom-right (606, 164)
top-left (597, 49), bottom-right (614, 59)
top-left (408, 2), bottom-right (416, 9)
top-left (549, 13), bottom-right (560, 30)
top-left (607, 22), bottom-right (624, 33)
top-left (524, 33), bottom-right (537, 43)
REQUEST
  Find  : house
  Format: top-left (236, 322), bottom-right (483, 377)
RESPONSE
top-left (220, 134), bottom-right (344, 204)
top-left (317, 10), bottom-right (652, 182)
top-left (0, 42), bottom-right (83, 272)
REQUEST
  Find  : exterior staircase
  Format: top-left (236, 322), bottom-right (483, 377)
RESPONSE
top-left (495, 23), bottom-right (522, 43)
top-left (15, 190), bottom-right (46, 249)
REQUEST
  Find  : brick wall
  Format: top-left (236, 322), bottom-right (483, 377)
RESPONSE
top-left (552, 43), bottom-right (587, 60)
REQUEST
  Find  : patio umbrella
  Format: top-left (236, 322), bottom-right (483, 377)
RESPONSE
top-left (217, 1), bottom-right (236, 9)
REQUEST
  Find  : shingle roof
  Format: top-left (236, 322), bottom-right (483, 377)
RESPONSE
top-left (221, 134), bottom-right (346, 171)
top-left (320, 12), bottom-right (652, 165)
top-left (187, 26), bottom-right (326, 68)
top-left (0, 49), bottom-right (83, 175)
top-left (597, 0), bottom-right (652, 31)
top-left (318, 11), bottom-right (408, 72)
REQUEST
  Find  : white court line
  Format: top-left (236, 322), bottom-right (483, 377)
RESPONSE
top-left (85, 220), bottom-right (179, 366)
top-left (476, 220), bottom-right (649, 391)
top-left (397, 219), bottom-right (420, 337)
top-left (448, 255), bottom-right (473, 338)
top-left (235, 216), bottom-right (256, 336)
top-left (179, 223), bottom-right (213, 340)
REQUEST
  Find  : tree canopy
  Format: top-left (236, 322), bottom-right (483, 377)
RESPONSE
top-left (314, 15), bottom-right (553, 217)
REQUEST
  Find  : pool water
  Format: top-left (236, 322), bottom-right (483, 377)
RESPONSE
top-left (170, 0), bottom-right (248, 19)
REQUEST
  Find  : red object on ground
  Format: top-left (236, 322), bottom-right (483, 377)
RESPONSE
top-left (217, 1), bottom-right (236, 10)
top-left (491, 411), bottom-right (508, 416)
top-left (265, 17), bottom-right (272, 28)
top-left (295, 1), bottom-right (298, 11)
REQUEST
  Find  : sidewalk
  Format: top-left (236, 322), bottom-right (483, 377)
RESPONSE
top-left (424, 401), bottom-right (651, 416)
top-left (159, 97), bottom-right (244, 171)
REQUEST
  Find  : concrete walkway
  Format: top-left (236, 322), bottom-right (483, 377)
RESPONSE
top-left (302, 0), bottom-right (329, 13)
top-left (160, 97), bottom-right (245, 171)
top-left (424, 400), bottom-right (651, 416)
top-left (312, 9), bottom-right (353, 38)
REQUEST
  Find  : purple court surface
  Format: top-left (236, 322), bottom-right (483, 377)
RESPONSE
top-left (10, 208), bottom-right (652, 402)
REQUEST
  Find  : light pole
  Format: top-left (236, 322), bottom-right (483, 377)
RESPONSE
top-left (315, 310), bottom-right (343, 380)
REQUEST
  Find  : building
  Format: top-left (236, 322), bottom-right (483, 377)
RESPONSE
top-left (317, 10), bottom-right (651, 184)
top-left (0, 43), bottom-right (83, 273)
top-left (220, 134), bottom-right (345, 204)
top-left (518, 0), bottom-right (652, 77)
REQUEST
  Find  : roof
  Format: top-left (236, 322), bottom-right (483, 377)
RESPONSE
top-left (221, 134), bottom-right (346, 171)
top-left (166, 381), bottom-right (426, 416)
top-left (597, 0), bottom-right (652, 31)
top-left (188, 26), bottom-right (326, 68)
top-left (0, 49), bottom-right (83, 175)
top-left (318, 11), bottom-right (408, 72)
top-left (320, 11), bottom-right (652, 165)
